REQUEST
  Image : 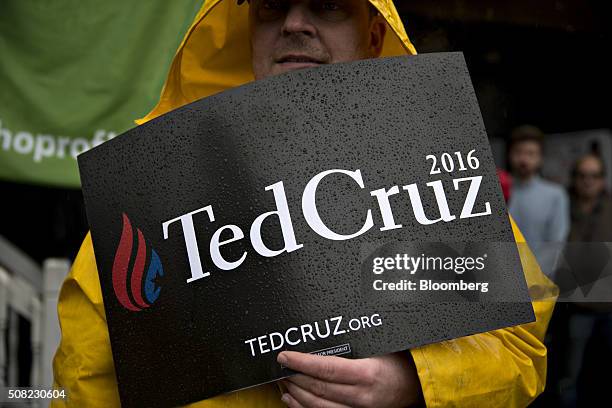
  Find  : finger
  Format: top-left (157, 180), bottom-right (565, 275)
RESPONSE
top-left (277, 379), bottom-right (289, 394)
top-left (278, 351), bottom-right (369, 384)
top-left (281, 392), bottom-right (305, 408)
top-left (284, 380), bottom-right (352, 408)
top-left (286, 374), bottom-right (358, 406)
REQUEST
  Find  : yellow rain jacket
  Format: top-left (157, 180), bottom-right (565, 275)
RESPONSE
top-left (52, 1), bottom-right (558, 407)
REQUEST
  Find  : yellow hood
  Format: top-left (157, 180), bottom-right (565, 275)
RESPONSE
top-left (137, 0), bottom-right (416, 124)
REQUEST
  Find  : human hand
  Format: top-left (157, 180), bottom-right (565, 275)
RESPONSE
top-left (277, 350), bottom-right (424, 408)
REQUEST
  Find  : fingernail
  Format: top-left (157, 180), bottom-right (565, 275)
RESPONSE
top-left (277, 352), bottom-right (288, 365)
top-left (281, 393), bottom-right (290, 404)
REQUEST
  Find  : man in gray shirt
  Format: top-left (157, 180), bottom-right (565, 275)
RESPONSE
top-left (508, 125), bottom-right (570, 278)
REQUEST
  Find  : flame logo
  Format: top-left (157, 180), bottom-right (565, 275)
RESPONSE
top-left (112, 213), bottom-right (164, 311)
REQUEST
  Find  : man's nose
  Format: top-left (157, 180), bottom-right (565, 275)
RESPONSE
top-left (281, 5), bottom-right (316, 37)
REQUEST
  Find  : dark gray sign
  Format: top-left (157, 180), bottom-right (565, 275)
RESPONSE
top-left (78, 52), bottom-right (534, 408)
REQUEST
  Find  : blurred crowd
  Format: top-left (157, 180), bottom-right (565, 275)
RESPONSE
top-left (499, 125), bottom-right (612, 407)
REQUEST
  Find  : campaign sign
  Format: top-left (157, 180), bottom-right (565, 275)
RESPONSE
top-left (79, 53), bottom-right (535, 408)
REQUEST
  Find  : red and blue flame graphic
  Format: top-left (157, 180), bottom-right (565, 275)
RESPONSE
top-left (112, 213), bottom-right (164, 311)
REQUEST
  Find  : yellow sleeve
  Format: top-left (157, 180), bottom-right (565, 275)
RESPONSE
top-left (51, 233), bottom-right (284, 408)
top-left (50, 233), bottom-right (121, 407)
top-left (410, 218), bottom-right (558, 407)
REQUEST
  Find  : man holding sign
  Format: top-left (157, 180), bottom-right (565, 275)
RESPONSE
top-left (52, 1), bottom-right (556, 407)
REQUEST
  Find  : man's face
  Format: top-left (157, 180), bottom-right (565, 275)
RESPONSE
top-left (575, 156), bottom-right (605, 200)
top-left (249, 0), bottom-right (386, 79)
top-left (509, 140), bottom-right (542, 179)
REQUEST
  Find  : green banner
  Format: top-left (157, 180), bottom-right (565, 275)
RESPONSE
top-left (0, 0), bottom-right (201, 187)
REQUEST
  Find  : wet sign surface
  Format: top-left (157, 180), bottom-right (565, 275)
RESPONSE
top-left (79, 53), bottom-right (534, 408)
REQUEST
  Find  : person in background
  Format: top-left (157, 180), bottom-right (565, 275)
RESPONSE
top-left (568, 154), bottom-right (612, 242)
top-left (557, 153), bottom-right (612, 407)
top-left (508, 124), bottom-right (570, 277)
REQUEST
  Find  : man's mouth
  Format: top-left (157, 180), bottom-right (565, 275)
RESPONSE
top-left (275, 55), bottom-right (325, 69)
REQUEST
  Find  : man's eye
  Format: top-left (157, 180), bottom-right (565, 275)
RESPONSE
top-left (256, 0), bottom-right (287, 21)
top-left (311, 0), bottom-right (351, 21)
top-left (263, 0), bottom-right (283, 9)
top-left (321, 1), bottom-right (340, 11)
